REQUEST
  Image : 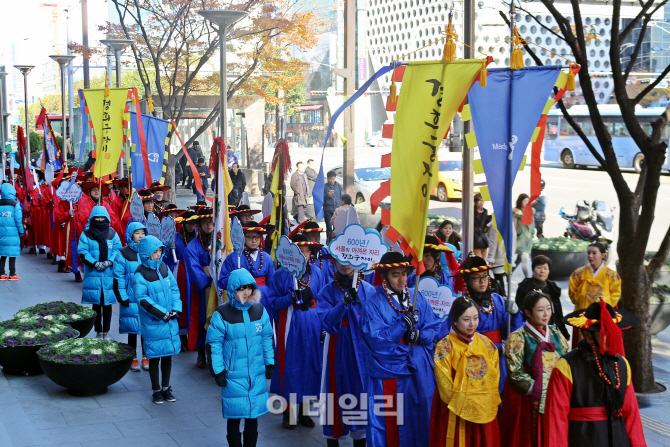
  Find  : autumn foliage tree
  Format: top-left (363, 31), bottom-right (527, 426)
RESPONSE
top-left (71, 0), bottom-right (322, 199)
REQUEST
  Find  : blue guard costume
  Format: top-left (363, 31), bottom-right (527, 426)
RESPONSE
top-left (173, 210), bottom-right (197, 347)
top-left (184, 206), bottom-right (215, 367)
top-left (406, 235), bottom-right (457, 290)
top-left (318, 266), bottom-right (375, 447)
top-left (158, 204), bottom-right (186, 272)
top-left (218, 221), bottom-right (275, 312)
top-left (268, 234), bottom-right (325, 429)
top-left (442, 254), bottom-right (524, 394)
top-left (361, 252), bottom-right (441, 447)
top-left (302, 221), bottom-right (335, 283)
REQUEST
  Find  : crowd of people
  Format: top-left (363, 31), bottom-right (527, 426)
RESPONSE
top-left (0, 163), bottom-right (646, 447)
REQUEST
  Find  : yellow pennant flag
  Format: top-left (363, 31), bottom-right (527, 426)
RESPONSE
top-left (84, 88), bottom-right (130, 178)
top-left (390, 60), bottom-right (485, 263)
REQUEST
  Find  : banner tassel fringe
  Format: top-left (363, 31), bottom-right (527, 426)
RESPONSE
top-left (567, 67), bottom-right (576, 91)
top-left (441, 20), bottom-right (457, 63)
top-left (479, 59), bottom-right (488, 87)
top-left (510, 27), bottom-right (526, 70)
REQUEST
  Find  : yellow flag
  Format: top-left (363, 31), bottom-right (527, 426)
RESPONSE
top-left (390, 60), bottom-right (484, 262)
top-left (269, 158), bottom-right (282, 262)
top-left (84, 88), bottom-right (130, 178)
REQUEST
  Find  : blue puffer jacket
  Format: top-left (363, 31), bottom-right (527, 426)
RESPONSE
top-left (78, 206), bottom-right (122, 305)
top-left (0, 183), bottom-right (24, 258)
top-left (206, 269), bottom-right (274, 419)
top-left (133, 236), bottom-right (182, 359)
top-left (112, 222), bottom-right (146, 335)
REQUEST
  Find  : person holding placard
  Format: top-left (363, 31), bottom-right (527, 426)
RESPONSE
top-left (268, 233), bottom-right (325, 429)
top-left (54, 180), bottom-right (84, 282)
top-left (361, 251), bottom-right (441, 447)
top-left (184, 206), bottom-right (215, 368)
top-left (442, 255), bottom-right (524, 394)
top-left (303, 221), bottom-right (335, 281)
top-left (173, 210), bottom-right (197, 351)
top-left (317, 259), bottom-right (375, 447)
top-left (407, 235), bottom-right (455, 289)
top-left (218, 221), bottom-right (275, 311)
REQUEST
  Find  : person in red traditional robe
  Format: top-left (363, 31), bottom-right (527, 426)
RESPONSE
top-left (78, 182), bottom-right (120, 237)
top-left (29, 172), bottom-right (53, 254)
top-left (543, 300), bottom-right (646, 447)
top-left (112, 178), bottom-right (133, 241)
top-left (50, 176), bottom-right (72, 272)
top-left (54, 184), bottom-right (84, 282)
top-left (173, 210), bottom-right (197, 351)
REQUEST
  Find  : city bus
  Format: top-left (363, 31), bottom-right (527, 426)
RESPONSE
top-left (544, 104), bottom-right (670, 172)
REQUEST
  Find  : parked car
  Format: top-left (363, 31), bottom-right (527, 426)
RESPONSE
top-left (331, 165), bottom-right (391, 204)
top-left (366, 132), bottom-right (392, 147)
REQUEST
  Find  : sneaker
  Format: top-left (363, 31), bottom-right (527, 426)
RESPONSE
top-left (142, 358), bottom-right (150, 371)
top-left (282, 412), bottom-right (297, 429)
top-left (8, 275), bottom-right (20, 281)
top-left (130, 359), bottom-right (140, 372)
top-left (96, 333), bottom-right (103, 339)
top-left (46, 253), bottom-right (53, 259)
top-left (103, 333), bottom-right (113, 341)
top-left (161, 386), bottom-right (176, 402)
top-left (0, 275), bottom-right (7, 281)
top-left (196, 355), bottom-right (206, 369)
top-left (39, 249), bottom-right (46, 254)
top-left (74, 272), bottom-right (83, 282)
top-left (298, 413), bottom-right (315, 428)
top-left (59, 266), bottom-right (72, 273)
top-left (152, 391), bottom-right (164, 405)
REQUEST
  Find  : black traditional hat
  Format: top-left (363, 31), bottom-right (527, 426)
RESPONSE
top-left (175, 210), bottom-right (197, 223)
top-left (158, 204), bottom-right (185, 218)
top-left (137, 188), bottom-right (155, 202)
top-left (242, 220), bottom-right (272, 235)
top-left (149, 180), bottom-right (170, 192)
top-left (185, 206), bottom-right (213, 223)
top-left (368, 251), bottom-right (413, 271)
top-left (229, 204), bottom-right (261, 217)
top-left (302, 221), bottom-right (323, 233)
top-left (448, 253), bottom-right (503, 277)
top-left (425, 234), bottom-right (453, 253)
top-left (291, 233), bottom-right (323, 249)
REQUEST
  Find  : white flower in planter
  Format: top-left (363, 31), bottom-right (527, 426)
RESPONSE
top-left (23, 331), bottom-right (37, 338)
top-left (70, 315), bottom-right (81, 320)
top-left (42, 315), bottom-right (54, 320)
top-left (104, 344), bottom-right (118, 353)
top-left (91, 349), bottom-right (103, 355)
top-left (3, 330), bottom-right (17, 337)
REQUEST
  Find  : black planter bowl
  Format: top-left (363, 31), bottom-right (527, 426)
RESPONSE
top-left (0, 344), bottom-right (46, 375)
top-left (65, 315), bottom-right (95, 338)
top-left (530, 248), bottom-right (588, 281)
top-left (38, 356), bottom-right (133, 396)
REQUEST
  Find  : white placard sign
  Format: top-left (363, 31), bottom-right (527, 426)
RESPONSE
top-left (231, 217), bottom-right (245, 253)
top-left (332, 206), bottom-right (360, 237)
top-left (417, 276), bottom-right (455, 318)
top-left (129, 192), bottom-right (144, 223)
top-left (328, 223), bottom-right (388, 270)
top-left (160, 216), bottom-right (176, 245)
top-left (146, 213), bottom-right (161, 238)
top-left (55, 182), bottom-right (83, 203)
top-left (275, 235), bottom-right (307, 279)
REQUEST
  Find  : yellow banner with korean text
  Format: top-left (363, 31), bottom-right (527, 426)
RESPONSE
top-left (390, 60), bottom-right (484, 265)
top-left (83, 88), bottom-right (132, 179)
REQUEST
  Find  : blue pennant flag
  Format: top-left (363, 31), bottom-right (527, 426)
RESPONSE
top-left (129, 112), bottom-right (170, 190)
top-left (467, 66), bottom-right (561, 264)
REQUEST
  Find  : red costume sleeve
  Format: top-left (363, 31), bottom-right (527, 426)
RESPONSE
top-left (622, 360), bottom-right (647, 447)
top-left (543, 358), bottom-right (572, 447)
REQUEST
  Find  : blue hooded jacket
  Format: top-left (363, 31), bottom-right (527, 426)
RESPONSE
top-left (77, 206), bottom-right (122, 305)
top-left (112, 222), bottom-right (147, 334)
top-left (0, 183), bottom-right (24, 258)
top-left (206, 269), bottom-right (274, 419)
top-left (133, 235), bottom-right (182, 359)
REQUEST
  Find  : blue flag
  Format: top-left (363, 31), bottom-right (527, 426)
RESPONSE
top-left (129, 112), bottom-right (170, 190)
top-left (467, 66), bottom-right (561, 264)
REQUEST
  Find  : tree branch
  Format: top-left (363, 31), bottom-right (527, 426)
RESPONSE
top-left (648, 224), bottom-right (670, 279)
top-left (634, 63), bottom-right (670, 104)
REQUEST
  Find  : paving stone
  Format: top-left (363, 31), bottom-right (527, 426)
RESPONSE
top-left (20, 396), bottom-right (101, 415)
top-left (62, 404), bottom-right (153, 427)
top-left (81, 433), bottom-right (179, 447)
top-left (35, 423), bottom-right (123, 446)
top-left (115, 414), bottom-right (208, 437)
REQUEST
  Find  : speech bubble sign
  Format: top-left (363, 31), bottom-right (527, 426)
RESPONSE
top-left (332, 206), bottom-right (360, 238)
top-left (129, 192), bottom-right (144, 223)
top-left (276, 235), bottom-right (307, 279)
top-left (231, 217), bottom-right (245, 253)
top-left (417, 276), bottom-right (455, 318)
top-left (160, 215), bottom-right (176, 245)
top-left (329, 223), bottom-right (388, 270)
top-left (55, 182), bottom-right (83, 203)
top-left (146, 213), bottom-right (161, 238)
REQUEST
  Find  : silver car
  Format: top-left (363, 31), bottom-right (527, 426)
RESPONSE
top-left (331, 165), bottom-right (391, 204)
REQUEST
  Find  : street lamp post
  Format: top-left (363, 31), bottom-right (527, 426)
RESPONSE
top-left (49, 55), bottom-right (76, 165)
top-left (0, 70), bottom-right (6, 182)
top-left (198, 10), bottom-right (248, 149)
top-left (14, 65), bottom-right (35, 164)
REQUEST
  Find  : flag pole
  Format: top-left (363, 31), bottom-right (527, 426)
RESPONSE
top-left (506, 0), bottom-right (516, 338)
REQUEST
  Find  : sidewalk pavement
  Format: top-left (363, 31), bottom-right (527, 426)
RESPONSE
top-left (0, 196), bottom-right (669, 446)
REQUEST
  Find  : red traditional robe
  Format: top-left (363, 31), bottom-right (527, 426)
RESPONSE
top-left (77, 195), bottom-right (120, 237)
top-left (50, 194), bottom-right (68, 258)
top-left (54, 199), bottom-right (80, 267)
top-left (29, 184), bottom-right (53, 247)
top-left (543, 342), bottom-right (647, 447)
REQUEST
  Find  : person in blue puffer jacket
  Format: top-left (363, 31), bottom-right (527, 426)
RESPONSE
top-left (0, 183), bottom-right (24, 280)
top-left (78, 206), bottom-right (122, 339)
top-left (113, 221), bottom-right (148, 372)
top-left (133, 235), bottom-right (182, 405)
top-left (206, 269), bottom-right (274, 447)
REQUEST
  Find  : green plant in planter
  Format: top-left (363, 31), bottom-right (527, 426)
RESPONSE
top-left (533, 236), bottom-right (590, 252)
top-left (0, 319), bottom-right (79, 347)
top-left (14, 301), bottom-right (96, 324)
top-left (651, 284), bottom-right (670, 303)
top-left (37, 339), bottom-right (135, 365)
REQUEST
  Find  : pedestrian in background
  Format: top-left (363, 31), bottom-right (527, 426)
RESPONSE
top-left (0, 183), bottom-right (24, 280)
top-left (290, 161), bottom-right (309, 222)
top-left (532, 179), bottom-right (547, 238)
top-left (179, 152), bottom-right (189, 186)
top-left (473, 193), bottom-right (491, 259)
top-left (323, 170), bottom-right (342, 241)
top-left (513, 193), bottom-right (535, 279)
top-left (194, 158), bottom-right (211, 202)
top-left (436, 219), bottom-right (461, 251)
top-left (304, 159), bottom-right (318, 195)
top-left (229, 162), bottom-right (246, 206)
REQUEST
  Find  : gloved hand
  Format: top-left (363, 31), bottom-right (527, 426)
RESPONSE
top-left (94, 262), bottom-right (106, 272)
top-left (320, 330), bottom-right (327, 344)
top-left (102, 260), bottom-right (113, 269)
top-left (404, 327), bottom-right (420, 344)
top-left (60, 223), bottom-right (66, 229)
top-left (265, 365), bottom-right (274, 379)
top-left (300, 287), bottom-right (314, 311)
top-left (119, 299), bottom-right (130, 307)
top-left (215, 371), bottom-right (227, 387)
top-left (169, 311), bottom-right (180, 320)
top-left (505, 299), bottom-right (520, 316)
top-left (69, 209), bottom-right (74, 217)
top-left (291, 289), bottom-right (302, 303)
top-left (162, 312), bottom-right (173, 322)
top-left (342, 287), bottom-right (359, 305)
top-left (402, 310), bottom-right (419, 329)
top-left (168, 241), bottom-right (176, 251)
